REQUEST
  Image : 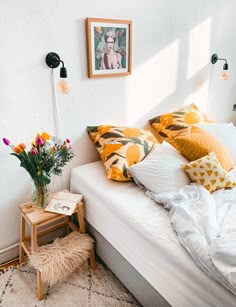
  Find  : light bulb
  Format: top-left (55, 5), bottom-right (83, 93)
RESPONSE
top-left (57, 79), bottom-right (70, 94)
top-left (221, 70), bottom-right (229, 80)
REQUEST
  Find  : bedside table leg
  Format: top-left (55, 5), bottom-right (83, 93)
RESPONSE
top-left (65, 216), bottom-right (70, 234)
top-left (31, 225), bottom-right (44, 300)
top-left (77, 203), bottom-right (96, 270)
top-left (19, 213), bottom-right (25, 264)
top-left (37, 271), bottom-right (44, 300)
top-left (89, 248), bottom-right (97, 270)
top-left (77, 204), bottom-right (85, 233)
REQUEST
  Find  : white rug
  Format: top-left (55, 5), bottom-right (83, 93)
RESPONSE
top-left (0, 260), bottom-right (141, 306)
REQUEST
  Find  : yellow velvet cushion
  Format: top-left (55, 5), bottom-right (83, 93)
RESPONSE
top-left (174, 126), bottom-right (234, 171)
top-left (182, 152), bottom-right (236, 193)
top-left (87, 126), bottom-right (158, 181)
top-left (149, 103), bottom-right (212, 144)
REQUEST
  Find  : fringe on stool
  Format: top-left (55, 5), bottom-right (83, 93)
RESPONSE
top-left (29, 231), bottom-right (94, 285)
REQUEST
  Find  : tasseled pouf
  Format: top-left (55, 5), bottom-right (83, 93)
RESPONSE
top-left (29, 231), bottom-right (94, 285)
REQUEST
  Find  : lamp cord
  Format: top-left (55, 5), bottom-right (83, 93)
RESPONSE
top-left (206, 64), bottom-right (214, 115)
top-left (51, 69), bottom-right (61, 140)
top-left (51, 69), bottom-right (63, 192)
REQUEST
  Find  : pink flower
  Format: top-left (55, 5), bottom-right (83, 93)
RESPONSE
top-left (106, 30), bottom-right (115, 39)
top-left (66, 139), bottom-right (70, 143)
top-left (30, 148), bottom-right (38, 156)
top-left (2, 138), bottom-right (10, 146)
top-left (36, 137), bottom-right (44, 146)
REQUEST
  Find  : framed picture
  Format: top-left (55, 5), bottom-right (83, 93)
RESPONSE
top-left (86, 18), bottom-right (132, 78)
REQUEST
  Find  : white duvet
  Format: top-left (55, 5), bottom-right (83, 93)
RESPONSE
top-left (147, 183), bottom-right (236, 296)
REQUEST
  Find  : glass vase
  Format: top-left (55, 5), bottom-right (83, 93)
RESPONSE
top-left (32, 180), bottom-right (50, 208)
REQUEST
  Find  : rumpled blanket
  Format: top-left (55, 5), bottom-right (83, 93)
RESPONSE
top-left (147, 183), bottom-right (236, 295)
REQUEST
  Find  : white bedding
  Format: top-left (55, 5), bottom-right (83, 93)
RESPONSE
top-left (147, 180), bottom-right (236, 296)
top-left (70, 161), bottom-right (236, 307)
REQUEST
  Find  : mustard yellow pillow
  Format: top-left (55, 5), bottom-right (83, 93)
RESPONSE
top-left (149, 103), bottom-right (212, 144)
top-left (182, 152), bottom-right (236, 193)
top-left (87, 126), bottom-right (158, 181)
top-left (174, 126), bottom-right (234, 171)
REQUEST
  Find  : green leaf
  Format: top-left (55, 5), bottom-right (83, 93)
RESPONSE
top-left (111, 158), bottom-right (119, 166)
top-left (159, 131), bottom-right (169, 138)
top-left (130, 137), bottom-right (142, 145)
top-left (121, 57), bottom-right (126, 68)
top-left (106, 152), bottom-right (125, 161)
top-left (87, 126), bottom-right (99, 133)
top-left (122, 164), bottom-right (128, 178)
top-left (165, 124), bottom-right (187, 131)
top-left (174, 111), bottom-right (186, 115)
top-left (149, 116), bottom-right (161, 124)
top-left (102, 132), bottom-right (122, 139)
top-left (143, 140), bottom-right (149, 156)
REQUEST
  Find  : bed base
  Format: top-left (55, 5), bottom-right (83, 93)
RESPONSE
top-left (87, 223), bottom-right (170, 307)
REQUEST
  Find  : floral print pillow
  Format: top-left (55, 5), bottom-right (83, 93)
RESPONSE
top-left (149, 103), bottom-right (212, 145)
top-left (87, 126), bottom-right (158, 181)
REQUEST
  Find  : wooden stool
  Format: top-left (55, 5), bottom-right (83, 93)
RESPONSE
top-left (19, 196), bottom-right (96, 300)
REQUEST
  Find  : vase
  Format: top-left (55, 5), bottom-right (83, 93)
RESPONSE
top-left (32, 180), bottom-right (50, 208)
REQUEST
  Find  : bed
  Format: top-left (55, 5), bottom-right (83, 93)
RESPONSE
top-left (70, 160), bottom-right (236, 307)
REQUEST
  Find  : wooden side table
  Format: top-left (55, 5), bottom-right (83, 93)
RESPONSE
top-left (18, 195), bottom-right (96, 300)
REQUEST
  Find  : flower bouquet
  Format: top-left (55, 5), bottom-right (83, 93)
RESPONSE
top-left (2, 132), bottom-right (74, 207)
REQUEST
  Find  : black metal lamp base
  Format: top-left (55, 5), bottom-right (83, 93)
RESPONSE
top-left (211, 54), bottom-right (218, 64)
top-left (45, 52), bottom-right (61, 68)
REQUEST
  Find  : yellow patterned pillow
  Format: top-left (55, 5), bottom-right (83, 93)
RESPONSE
top-left (87, 126), bottom-right (158, 181)
top-left (182, 152), bottom-right (236, 193)
top-left (149, 103), bottom-right (212, 144)
top-left (174, 126), bottom-right (234, 171)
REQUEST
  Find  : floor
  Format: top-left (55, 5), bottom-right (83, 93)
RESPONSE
top-left (0, 257), bottom-right (141, 306)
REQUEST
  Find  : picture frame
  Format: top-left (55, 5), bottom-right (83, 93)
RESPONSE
top-left (86, 18), bottom-right (132, 78)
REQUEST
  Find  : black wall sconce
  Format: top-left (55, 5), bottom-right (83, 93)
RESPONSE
top-left (211, 54), bottom-right (229, 80)
top-left (45, 52), bottom-right (70, 94)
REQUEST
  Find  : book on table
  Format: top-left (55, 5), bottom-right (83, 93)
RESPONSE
top-left (44, 191), bottom-right (83, 216)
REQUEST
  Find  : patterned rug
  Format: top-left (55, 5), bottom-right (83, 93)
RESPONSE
top-left (0, 259), bottom-right (141, 306)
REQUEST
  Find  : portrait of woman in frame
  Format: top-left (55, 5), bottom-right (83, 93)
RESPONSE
top-left (86, 18), bottom-right (132, 78)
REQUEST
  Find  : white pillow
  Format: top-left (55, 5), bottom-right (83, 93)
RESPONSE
top-left (196, 123), bottom-right (236, 163)
top-left (129, 141), bottom-right (190, 194)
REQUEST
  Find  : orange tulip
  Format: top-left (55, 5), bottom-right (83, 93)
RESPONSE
top-left (19, 143), bottom-right (26, 150)
top-left (13, 146), bottom-right (22, 153)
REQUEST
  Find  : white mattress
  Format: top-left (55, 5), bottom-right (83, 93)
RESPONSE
top-left (70, 161), bottom-right (236, 307)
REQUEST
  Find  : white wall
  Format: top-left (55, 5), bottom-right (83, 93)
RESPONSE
top-left (1, 0), bottom-right (236, 262)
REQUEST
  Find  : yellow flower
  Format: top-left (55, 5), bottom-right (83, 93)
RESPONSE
top-left (41, 132), bottom-right (51, 142)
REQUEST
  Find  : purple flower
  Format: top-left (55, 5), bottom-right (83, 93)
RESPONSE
top-left (2, 138), bottom-right (10, 146)
top-left (31, 148), bottom-right (38, 156)
top-left (36, 137), bottom-right (44, 146)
